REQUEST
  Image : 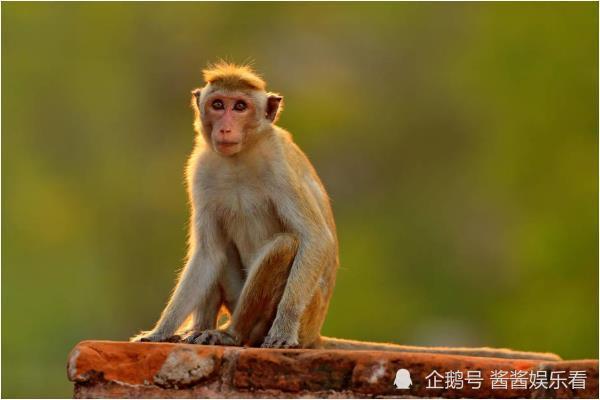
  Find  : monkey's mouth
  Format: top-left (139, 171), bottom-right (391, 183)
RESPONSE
top-left (216, 141), bottom-right (239, 147)
top-left (215, 141), bottom-right (241, 155)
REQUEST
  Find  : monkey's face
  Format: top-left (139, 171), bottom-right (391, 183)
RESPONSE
top-left (203, 91), bottom-right (259, 157)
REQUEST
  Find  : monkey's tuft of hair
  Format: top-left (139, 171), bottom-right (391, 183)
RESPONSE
top-left (203, 61), bottom-right (266, 91)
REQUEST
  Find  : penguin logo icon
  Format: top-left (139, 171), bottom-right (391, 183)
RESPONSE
top-left (394, 368), bottom-right (412, 389)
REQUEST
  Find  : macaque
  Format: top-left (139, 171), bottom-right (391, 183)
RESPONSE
top-left (132, 62), bottom-right (560, 361)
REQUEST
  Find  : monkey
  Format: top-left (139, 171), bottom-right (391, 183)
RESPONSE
top-left (131, 61), bottom-right (336, 349)
top-left (131, 62), bottom-right (560, 362)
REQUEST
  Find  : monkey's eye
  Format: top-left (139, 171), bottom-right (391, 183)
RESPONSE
top-left (234, 100), bottom-right (247, 112)
top-left (212, 99), bottom-right (224, 110)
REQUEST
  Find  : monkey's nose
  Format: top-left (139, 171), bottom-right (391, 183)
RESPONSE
top-left (220, 129), bottom-right (231, 134)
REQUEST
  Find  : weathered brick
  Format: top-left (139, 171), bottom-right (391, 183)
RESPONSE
top-left (233, 348), bottom-right (356, 391)
top-left (66, 341), bottom-right (599, 398)
top-left (68, 341), bottom-right (224, 387)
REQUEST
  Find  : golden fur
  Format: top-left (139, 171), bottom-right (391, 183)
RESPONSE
top-left (202, 61), bottom-right (266, 91)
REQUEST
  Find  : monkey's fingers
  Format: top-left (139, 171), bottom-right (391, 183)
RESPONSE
top-left (261, 335), bottom-right (300, 349)
top-left (182, 332), bottom-right (203, 344)
top-left (164, 334), bottom-right (182, 343)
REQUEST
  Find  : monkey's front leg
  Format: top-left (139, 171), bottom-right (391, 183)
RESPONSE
top-left (131, 249), bottom-right (224, 342)
top-left (178, 286), bottom-right (223, 343)
top-left (183, 248), bottom-right (244, 344)
top-left (190, 234), bottom-right (299, 347)
top-left (131, 216), bottom-right (227, 342)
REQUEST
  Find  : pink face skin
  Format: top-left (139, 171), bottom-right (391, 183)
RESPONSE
top-left (203, 92), bottom-right (257, 156)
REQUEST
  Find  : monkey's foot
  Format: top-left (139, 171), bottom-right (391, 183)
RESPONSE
top-left (261, 334), bottom-right (299, 349)
top-left (180, 330), bottom-right (202, 344)
top-left (130, 331), bottom-right (181, 343)
top-left (186, 329), bottom-right (240, 346)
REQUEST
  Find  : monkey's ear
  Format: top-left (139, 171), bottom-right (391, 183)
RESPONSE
top-left (191, 89), bottom-right (203, 111)
top-left (191, 88), bottom-right (202, 103)
top-left (266, 94), bottom-right (283, 123)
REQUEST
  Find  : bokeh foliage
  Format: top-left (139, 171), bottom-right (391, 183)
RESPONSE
top-left (2, 2), bottom-right (598, 397)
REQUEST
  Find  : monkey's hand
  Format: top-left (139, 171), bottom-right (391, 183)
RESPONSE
top-left (261, 331), bottom-right (300, 349)
top-left (261, 313), bottom-right (301, 348)
top-left (130, 330), bottom-right (181, 343)
top-left (185, 329), bottom-right (240, 346)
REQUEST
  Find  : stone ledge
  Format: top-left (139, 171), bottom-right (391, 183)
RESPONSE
top-left (67, 340), bottom-right (598, 398)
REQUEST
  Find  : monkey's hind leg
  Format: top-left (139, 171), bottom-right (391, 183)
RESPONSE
top-left (192, 234), bottom-right (298, 347)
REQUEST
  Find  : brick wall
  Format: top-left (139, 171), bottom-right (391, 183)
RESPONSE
top-left (67, 341), bottom-right (598, 398)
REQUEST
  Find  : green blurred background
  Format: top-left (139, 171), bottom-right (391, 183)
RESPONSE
top-left (2, 2), bottom-right (598, 397)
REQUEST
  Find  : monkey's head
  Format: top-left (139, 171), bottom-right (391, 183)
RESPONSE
top-left (191, 62), bottom-right (283, 157)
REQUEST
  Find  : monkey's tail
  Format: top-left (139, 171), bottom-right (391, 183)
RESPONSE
top-left (318, 336), bottom-right (561, 361)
